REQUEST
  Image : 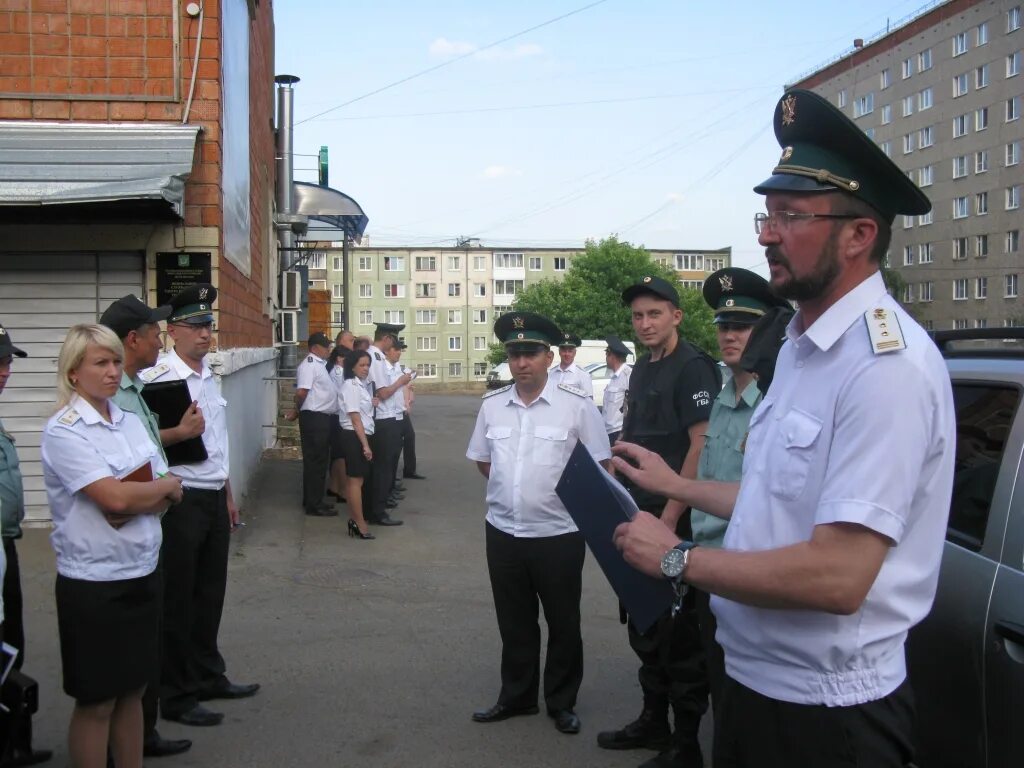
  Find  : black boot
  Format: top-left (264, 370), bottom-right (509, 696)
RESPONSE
top-left (637, 743), bottom-right (703, 768)
top-left (596, 705), bottom-right (671, 751)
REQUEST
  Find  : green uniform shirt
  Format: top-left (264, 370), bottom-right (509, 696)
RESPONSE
top-left (0, 418), bottom-right (24, 539)
top-left (691, 377), bottom-right (761, 548)
top-left (112, 371), bottom-right (167, 463)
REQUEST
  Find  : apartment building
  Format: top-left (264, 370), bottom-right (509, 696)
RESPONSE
top-left (790, 0), bottom-right (1023, 330)
top-left (332, 244), bottom-right (731, 384)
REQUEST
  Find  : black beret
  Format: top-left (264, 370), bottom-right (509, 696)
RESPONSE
top-left (622, 275), bottom-right (680, 307)
top-left (100, 295), bottom-right (172, 338)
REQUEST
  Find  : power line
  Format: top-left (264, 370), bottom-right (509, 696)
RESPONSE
top-left (295, 0), bottom-right (611, 126)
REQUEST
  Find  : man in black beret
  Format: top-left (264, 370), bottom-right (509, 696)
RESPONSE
top-left (467, 312), bottom-right (610, 736)
top-left (613, 89), bottom-right (955, 768)
top-left (597, 275), bottom-right (720, 766)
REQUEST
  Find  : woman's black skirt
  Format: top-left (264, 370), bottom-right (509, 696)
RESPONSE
top-left (340, 427), bottom-right (371, 478)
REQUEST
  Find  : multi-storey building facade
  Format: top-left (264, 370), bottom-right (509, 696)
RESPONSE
top-left (332, 244), bottom-right (731, 384)
top-left (791, 0), bottom-right (1023, 330)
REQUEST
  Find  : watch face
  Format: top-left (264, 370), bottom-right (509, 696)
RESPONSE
top-left (660, 547), bottom-right (685, 579)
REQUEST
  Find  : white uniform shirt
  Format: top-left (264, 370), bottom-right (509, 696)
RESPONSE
top-left (366, 345), bottom-right (390, 401)
top-left (338, 377), bottom-right (376, 435)
top-left (603, 363), bottom-right (632, 434)
top-left (377, 359), bottom-right (405, 420)
top-left (466, 378), bottom-right (611, 537)
top-left (296, 353), bottom-right (338, 413)
top-left (550, 362), bottom-right (594, 398)
top-left (141, 349), bottom-right (230, 490)
top-left (41, 395), bottom-right (167, 581)
top-left (711, 272), bottom-right (956, 707)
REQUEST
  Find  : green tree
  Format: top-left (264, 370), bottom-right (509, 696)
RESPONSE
top-left (499, 236), bottom-right (718, 359)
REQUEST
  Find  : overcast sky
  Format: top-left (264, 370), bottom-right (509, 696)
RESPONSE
top-left (277, 0), bottom-right (936, 273)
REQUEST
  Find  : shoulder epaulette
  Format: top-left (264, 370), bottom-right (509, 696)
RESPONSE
top-left (139, 363), bottom-right (170, 383)
top-left (864, 306), bottom-right (906, 354)
top-left (306, 355), bottom-right (314, 363)
top-left (57, 408), bottom-right (81, 426)
top-left (374, 352), bottom-right (383, 361)
top-left (483, 384), bottom-right (512, 399)
top-left (558, 382), bottom-right (588, 398)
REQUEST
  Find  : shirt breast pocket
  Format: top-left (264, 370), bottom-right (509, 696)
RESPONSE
top-left (532, 426), bottom-right (569, 467)
top-left (485, 426), bottom-right (514, 460)
top-left (768, 409), bottom-right (822, 501)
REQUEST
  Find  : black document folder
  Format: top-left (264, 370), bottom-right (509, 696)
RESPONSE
top-left (556, 441), bottom-right (674, 633)
top-left (139, 379), bottom-right (208, 466)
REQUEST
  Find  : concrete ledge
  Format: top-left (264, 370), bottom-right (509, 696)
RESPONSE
top-left (210, 346), bottom-right (279, 377)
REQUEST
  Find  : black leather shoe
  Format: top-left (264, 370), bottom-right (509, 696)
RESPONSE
top-left (638, 744), bottom-right (704, 768)
top-left (596, 709), bottom-right (671, 751)
top-left (2, 747), bottom-right (53, 766)
top-left (198, 680), bottom-right (261, 700)
top-left (471, 702), bottom-right (540, 723)
top-left (305, 505), bottom-right (338, 517)
top-left (162, 704), bottom-right (223, 727)
top-left (404, 473), bottom-right (427, 479)
top-left (549, 709), bottom-right (581, 734)
top-left (372, 514), bottom-right (403, 526)
top-left (143, 732), bottom-right (192, 757)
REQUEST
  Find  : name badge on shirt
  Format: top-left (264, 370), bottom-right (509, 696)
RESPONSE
top-left (864, 308), bottom-right (906, 354)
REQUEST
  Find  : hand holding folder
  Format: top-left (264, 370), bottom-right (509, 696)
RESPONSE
top-left (139, 379), bottom-right (208, 466)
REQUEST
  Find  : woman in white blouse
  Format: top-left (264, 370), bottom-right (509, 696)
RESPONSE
top-left (338, 349), bottom-right (376, 540)
top-left (41, 324), bottom-right (182, 768)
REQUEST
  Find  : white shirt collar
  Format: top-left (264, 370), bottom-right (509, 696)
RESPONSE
top-left (166, 347), bottom-right (210, 379)
top-left (70, 393), bottom-right (125, 426)
top-left (506, 376), bottom-right (557, 408)
top-left (788, 271), bottom-right (887, 352)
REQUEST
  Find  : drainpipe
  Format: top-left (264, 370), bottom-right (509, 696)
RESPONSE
top-left (275, 74), bottom-right (299, 370)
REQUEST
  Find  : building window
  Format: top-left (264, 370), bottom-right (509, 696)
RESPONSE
top-left (953, 31), bottom-right (968, 56)
top-left (359, 310), bottom-right (373, 325)
top-left (1009, 51), bottom-right (1022, 77)
top-left (920, 282), bottom-right (934, 302)
top-left (673, 253), bottom-right (705, 270)
top-left (976, 64), bottom-right (990, 89)
top-left (448, 282), bottom-right (461, 297)
top-left (332, 310), bottom-right (343, 324)
top-left (837, 89), bottom-right (847, 108)
top-left (1007, 230), bottom-right (1021, 253)
top-left (384, 284), bottom-right (405, 298)
top-left (473, 283), bottom-right (486, 297)
top-left (854, 93), bottom-right (874, 117)
top-left (448, 362), bottom-right (462, 377)
top-left (416, 363), bottom-right (437, 378)
top-left (1006, 274), bottom-right (1019, 298)
top-left (493, 279), bottom-right (524, 296)
top-left (493, 252), bottom-right (524, 268)
top-left (919, 48), bottom-right (932, 71)
top-left (919, 243), bottom-right (934, 264)
top-left (448, 336), bottom-right (462, 352)
top-left (706, 257), bottom-right (725, 271)
top-left (953, 73), bottom-right (969, 97)
top-left (415, 256), bottom-right (437, 271)
top-left (332, 284), bottom-right (344, 298)
top-left (473, 309), bottom-right (487, 324)
top-left (383, 256), bottom-right (405, 272)
top-left (976, 150), bottom-right (989, 173)
top-left (953, 155), bottom-right (968, 178)
top-left (553, 257), bottom-right (567, 271)
top-left (1007, 186), bottom-right (1022, 210)
top-left (977, 22), bottom-right (989, 45)
top-left (474, 362), bottom-right (487, 377)
top-left (416, 336), bottom-right (437, 351)
top-left (358, 284), bottom-right (372, 298)
top-left (332, 256), bottom-right (343, 271)
top-left (473, 255), bottom-right (486, 271)
top-left (976, 107), bottom-right (989, 131)
top-left (976, 234), bottom-right (989, 257)
top-left (1010, 5), bottom-right (1022, 32)
top-left (903, 245), bottom-right (914, 266)
top-left (416, 309), bottom-right (437, 324)
top-left (953, 114), bottom-right (969, 137)
top-left (881, 104), bottom-right (892, 124)
top-left (976, 191), bottom-right (989, 215)
top-left (447, 255), bottom-right (461, 270)
top-left (953, 196), bottom-right (969, 219)
top-left (415, 283), bottom-right (436, 298)
top-left (903, 284), bottom-right (915, 303)
top-left (493, 305), bottom-right (512, 317)
top-left (1008, 141), bottom-right (1022, 166)
top-left (954, 279), bottom-right (969, 300)
top-left (880, 68), bottom-right (891, 89)
top-left (975, 319), bottom-right (989, 329)
top-left (902, 57), bottom-right (913, 79)
top-left (919, 125), bottom-right (934, 147)
top-left (918, 165), bottom-right (933, 187)
top-left (918, 87), bottom-right (932, 110)
top-left (473, 335), bottom-right (488, 350)
top-left (1007, 97), bottom-right (1021, 122)
top-left (384, 310), bottom-right (405, 324)
top-left (448, 309), bottom-right (462, 323)
top-left (954, 237), bottom-right (969, 260)
top-left (901, 95), bottom-right (914, 117)
top-left (528, 256), bottom-right (542, 271)
top-left (976, 276), bottom-right (988, 299)
top-left (954, 319), bottom-right (969, 330)
top-left (359, 256), bottom-right (372, 271)
top-left (902, 133), bottom-right (915, 154)
top-left (880, 140), bottom-right (891, 157)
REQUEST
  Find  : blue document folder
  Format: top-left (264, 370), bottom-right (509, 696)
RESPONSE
top-left (556, 441), bottom-right (674, 633)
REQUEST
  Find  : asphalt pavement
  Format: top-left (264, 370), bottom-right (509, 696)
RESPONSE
top-left (19, 393), bottom-right (710, 767)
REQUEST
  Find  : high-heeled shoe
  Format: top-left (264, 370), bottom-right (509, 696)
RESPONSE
top-left (347, 519), bottom-right (375, 540)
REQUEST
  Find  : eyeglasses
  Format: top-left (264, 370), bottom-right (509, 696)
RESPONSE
top-left (170, 322), bottom-right (215, 332)
top-left (754, 211), bottom-right (859, 234)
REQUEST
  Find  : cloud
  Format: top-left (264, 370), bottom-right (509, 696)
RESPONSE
top-left (482, 165), bottom-right (523, 179)
top-left (429, 37), bottom-right (477, 57)
top-left (429, 37), bottom-right (543, 60)
top-left (666, 192), bottom-right (684, 202)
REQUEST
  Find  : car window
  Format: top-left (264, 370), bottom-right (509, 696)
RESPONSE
top-left (948, 383), bottom-right (1021, 551)
top-left (588, 365), bottom-right (611, 380)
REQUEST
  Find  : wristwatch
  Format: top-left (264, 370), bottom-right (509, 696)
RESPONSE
top-left (660, 541), bottom-right (696, 582)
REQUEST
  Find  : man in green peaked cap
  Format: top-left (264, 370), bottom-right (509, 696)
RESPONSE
top-left (612, 88), bottom-right (956, 768)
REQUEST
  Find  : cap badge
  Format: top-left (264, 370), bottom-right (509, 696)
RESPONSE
top-left (199, 304), bottom-right (207, 311)
top-left (725, 299), bottom-right (735, 307)
top-left (199, 287), bottom-right (209, 300)
top-left (781, 94), bottom-right (797, 126)
top-left (512, 316), bottom-right (525, 329)
top-left (780, 146), bottom-right (793, 163)
top-left (719, 275), bottom-right (734, 292)
top-left (516, 332), bottom-right (525, 340)
top-left (0, 328), bottom-right (6, 336)
top-left (642, 276), bottom-right (652, 284)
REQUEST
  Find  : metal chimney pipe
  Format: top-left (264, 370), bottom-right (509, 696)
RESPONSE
top-left (275, 74), bottom-right (299, 269)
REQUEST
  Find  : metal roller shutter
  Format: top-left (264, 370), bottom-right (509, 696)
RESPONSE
top-left (0, 252), bottom-right (144, 523)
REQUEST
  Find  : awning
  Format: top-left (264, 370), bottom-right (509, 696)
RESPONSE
top-left (0, 121), bottom-right (201, 217)
top-left (292, 181), bottom-right (369, 243)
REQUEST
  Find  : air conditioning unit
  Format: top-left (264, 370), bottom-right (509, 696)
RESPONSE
top-left (277, 310), bottom-right (298, 344)
top-left (281, 270), bottom-right (301, 309)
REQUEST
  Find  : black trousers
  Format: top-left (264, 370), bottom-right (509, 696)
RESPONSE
top-left (160, 487), bottom-right (230, 717)
top-left (142, 561), bottom-right (165, 737)
top-left (401, 412), bottom-right (417, 477)
top-left (485, 522), bottom-right (585, 712)
top-left (694, 587), bottom-right (725, 719)
top-left (299, 410), bottom-right (333, 509)
top-left (714, 675), bottom-right (916, 768)
top-left (2, 538), bottom-right (24, 669)
top-left (369, 418), bottom-right (401, 519)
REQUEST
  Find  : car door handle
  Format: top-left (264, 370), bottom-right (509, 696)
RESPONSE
top-left (994, 620), bottom-right (1024, 646)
